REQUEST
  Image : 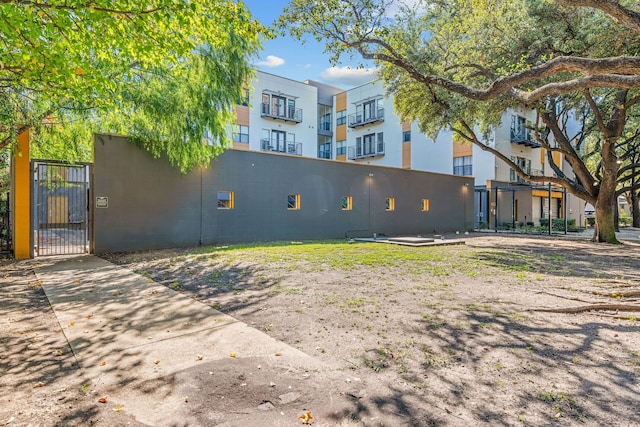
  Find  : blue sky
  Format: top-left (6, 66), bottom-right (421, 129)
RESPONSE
top-left (242, 0), bottom-right (378, 88)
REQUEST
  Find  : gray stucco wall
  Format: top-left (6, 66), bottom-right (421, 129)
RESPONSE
top-left (93, 135), bottom-right (474, 253)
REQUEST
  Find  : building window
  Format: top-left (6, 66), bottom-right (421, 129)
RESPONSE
top-left (288, 194), bottom-right (300, 210)
top-left (217, 191), bottom-right (234, 209)
top-left (356, 132), bottom-right (384, 156)
top-left (319, 105), bottom-right (332, 131)
top-left (350, 98), bottom-right (384, 126)
top-left (453, 155), bottom-right (472, 176)
top-left (421, 199), bottom-right (430, 212)
top-left (403, 131), bottom-right (411, 142)
top-left (385, 198), bottom-right (395, 211)
top-left (510, 156), bottom-right (531, 183)
top-left (336, 140), bottom-right (346, 155)
top-left (318, 136), bottom-right (332, 159)
top-left (240, 88), bottom-right (250, 106)
top-left (336, 109), bottom-right (346, 126)
top-left (341, 196), bottom-right (352, 210)
top-left (232, 125), bottom-right (249, 143)
top-left (510, 114), bottom-right (530, 142)
top-left (261, 93), bottom-right (301, 122)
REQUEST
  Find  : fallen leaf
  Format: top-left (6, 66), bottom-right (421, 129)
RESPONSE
top-left (113, 405), bottom-right (123, 412)
top-left (69, 321), bottom-right (75, 326)
top-left (34, 382), bottom-right (44, 388)
top-left (75, 67), bottom-right (84, 75)
top-left (197, 355), bottom-right (203, 361)
top-left (147, 279), bottom-right (153, 284)
top-left (299, 411), bottom-right (314, 424)
top-left (73, 279), bottom-right (80, 284)
top-left (85, 314), bottom-right (93, 319)
top-left (184, 396), bottom-right (189, 402)
top-left (154, 359), bottom-right (160, 365)
top-left (98, 396), bottom-right (108, 403)
top-left (100, 361), bottom-right (106, 366)
top-left (275, 352), bottom-right (282, 357)
top-left (230, 353), bottom-right (236, 358)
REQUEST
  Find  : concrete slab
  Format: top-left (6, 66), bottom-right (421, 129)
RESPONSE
top-left (353, 236), bottom-right (466, 247)
top-left (32, 255), bottom-right (331, 426)
top-left (387, 236), bottom-right (435, 244)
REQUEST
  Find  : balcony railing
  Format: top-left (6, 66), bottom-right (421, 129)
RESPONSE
top-left (260, 138), bottom-right (302, 156)
top-left (510, 128), bottom-right (542, 148)
top-left (510, 168), bottom-right (545, 183)
top-left (347, 140), bottom-right (385, 160)
top-left (261, 103), bottom-right (303, 123)
top-left (348, 108), bottom-right (384, 128)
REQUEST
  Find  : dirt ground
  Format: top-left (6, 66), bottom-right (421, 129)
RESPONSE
top-left (2, 233), bottom-right (640, 426)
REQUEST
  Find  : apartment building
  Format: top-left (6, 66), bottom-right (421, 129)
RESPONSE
top-left (462, 107), bottom-right (585, 229)
top-left (232, 71), bottom-right (318, 157)
top-left (232, 71), bottom-right (586, 230)
top-left (233, 71), bottom-right (453, 173)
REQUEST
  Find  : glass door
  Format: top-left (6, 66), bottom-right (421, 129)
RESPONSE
top-left (272, 130), bottom-right (286, 152)
top-left (272, 96), bottom-right (286, 118)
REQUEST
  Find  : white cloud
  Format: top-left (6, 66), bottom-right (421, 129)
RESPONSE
top-left (320, 66), bottom-right (379, 86)
top-left (256, 55), bottom-right (285, 68)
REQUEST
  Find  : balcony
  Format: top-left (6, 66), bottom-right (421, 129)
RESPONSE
top-left (510, 129), bottom-right (541, 148)
top-left (261, 103), bottom-right (303, 123)
top-left (510, 168), bottom-right (544, 183)
top-left (348, 140), bottom-right (385, 160)
top-left (260, 138), bottom-right (302, 156)
top-left (348, 108), bottom-right (384, 128)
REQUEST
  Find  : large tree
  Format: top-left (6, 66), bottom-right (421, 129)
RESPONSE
top-left (0, 0), bottom-right (265, 171)
top-left (281, 0), bottom-right (640, 243)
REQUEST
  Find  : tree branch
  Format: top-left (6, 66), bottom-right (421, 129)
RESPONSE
top-left (555, 0), bottom-right (640, 33)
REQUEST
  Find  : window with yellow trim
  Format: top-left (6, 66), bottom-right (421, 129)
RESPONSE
top-left (217, 191), bottom-right (234, 209)
top-left (341, 196), bottom-right (352, 210)
top-left (385, 198), bottom-right (395, 211)
top-left (287, 194), bottom-right (300, 210)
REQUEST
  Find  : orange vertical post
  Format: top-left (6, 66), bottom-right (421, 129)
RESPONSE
top-left (13, 129), bottom-right (31, 259)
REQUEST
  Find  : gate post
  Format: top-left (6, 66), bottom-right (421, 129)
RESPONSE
top-left (12, 129), bottom-right (31, 259)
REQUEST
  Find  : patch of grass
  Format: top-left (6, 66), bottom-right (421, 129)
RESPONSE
top-left (272, 284), bottom-right (302, 295)
top-left (422, 345), bottom-right (449, 367)
top-left (515, 271), bottom-right (528, 281)
top-left (421, 313), bottom-right (445, 330)
top-left (538, 390), bottom-right (576, 406)
top-left (346, 298), bottom-right (365, 307)
top-left (169, 281), bottom-right (179, 289)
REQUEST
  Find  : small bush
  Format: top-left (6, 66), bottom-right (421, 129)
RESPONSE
top-left (539, 218), bottom-right (576, 231)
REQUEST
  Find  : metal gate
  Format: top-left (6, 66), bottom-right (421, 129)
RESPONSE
top-left (33, 161), bottom-right (91, 256)
top-left (0, 193), bottom-right (11, 256)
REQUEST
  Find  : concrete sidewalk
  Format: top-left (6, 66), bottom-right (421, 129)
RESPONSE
top-left (32, 255), bottom-right (339, 426)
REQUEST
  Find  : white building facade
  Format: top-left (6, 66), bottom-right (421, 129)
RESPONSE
top-left (231, 71), bottom-right (587, 230)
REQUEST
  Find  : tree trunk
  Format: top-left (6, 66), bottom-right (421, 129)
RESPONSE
top-left (594, 186), bottom-right (619, 243)
top-left (632, 189), bottom-right (640, 228)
